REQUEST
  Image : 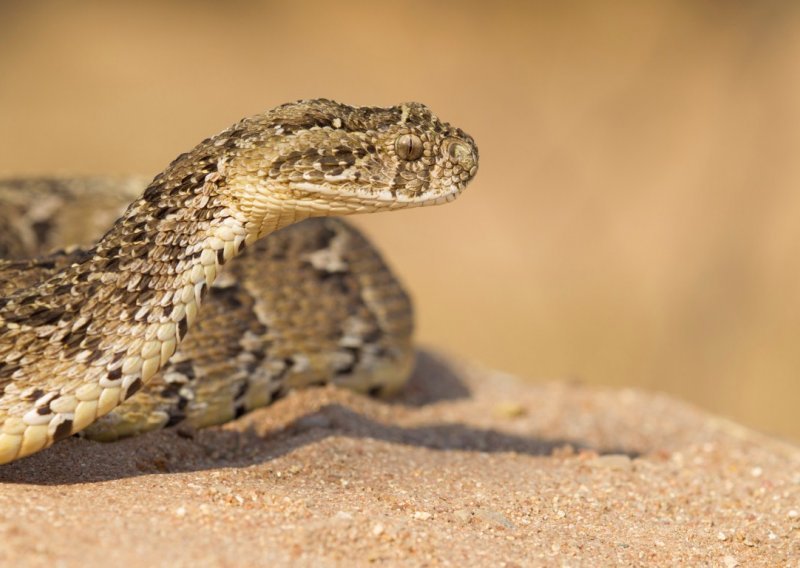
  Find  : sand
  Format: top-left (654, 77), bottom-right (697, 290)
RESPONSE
top-left (0, 350), bottom-right (797, 567)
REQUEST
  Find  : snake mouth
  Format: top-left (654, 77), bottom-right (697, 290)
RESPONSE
top-left (286, 181), bottom-right (468, 210)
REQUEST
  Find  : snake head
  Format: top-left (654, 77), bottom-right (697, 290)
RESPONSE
top-left (339, 100), bottom-right (480, 208)
top-left (220, 99), bottom-right (479, 234)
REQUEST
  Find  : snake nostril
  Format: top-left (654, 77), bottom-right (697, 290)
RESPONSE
top-left (445, 139), bottom-right (474, 169)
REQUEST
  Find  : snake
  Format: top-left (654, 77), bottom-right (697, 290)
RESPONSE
top-left (0, 99), bottom-right (479, 464)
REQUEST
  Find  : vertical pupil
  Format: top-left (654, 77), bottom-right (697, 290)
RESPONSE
top-left (397, 134), bottom-right (422, 160)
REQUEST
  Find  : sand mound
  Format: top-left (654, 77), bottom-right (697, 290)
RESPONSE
top-left (1, 350), bottom-right (797, 566)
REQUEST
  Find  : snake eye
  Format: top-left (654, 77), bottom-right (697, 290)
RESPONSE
top-left (395, 133), bottom-right (424, 161)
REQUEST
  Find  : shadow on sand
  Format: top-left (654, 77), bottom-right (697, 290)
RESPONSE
top-left (0, 350), bottom-right (637, 485)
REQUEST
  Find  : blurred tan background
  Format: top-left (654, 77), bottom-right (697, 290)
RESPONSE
top-left (1, 1), bottom-right (799, 441)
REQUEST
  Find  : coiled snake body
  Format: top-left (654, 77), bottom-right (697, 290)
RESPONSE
top-left (0, 100), bottom-right (478, 464)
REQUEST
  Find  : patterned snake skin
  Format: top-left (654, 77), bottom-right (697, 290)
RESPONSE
top-left (0, 100), bottom-right (479, 464)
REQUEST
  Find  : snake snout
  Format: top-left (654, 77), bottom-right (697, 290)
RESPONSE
top-left (444, 137), bottom-right (479, 181)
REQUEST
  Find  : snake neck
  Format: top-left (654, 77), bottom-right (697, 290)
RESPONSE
top-left (0, 163), bottom-right (303, 444)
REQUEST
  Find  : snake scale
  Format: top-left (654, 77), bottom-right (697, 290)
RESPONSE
top-left (0, 99), bottom-right (478, 464)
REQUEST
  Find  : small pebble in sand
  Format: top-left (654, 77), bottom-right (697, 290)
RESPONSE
top-left (175, 507), bottom-right (187, 518)
top-left (476, 509), bottom-right (515, 530)
top-left (413, 511), bottom-right (432, 521)
top-left (493, 402), bottom-right (527, 419)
